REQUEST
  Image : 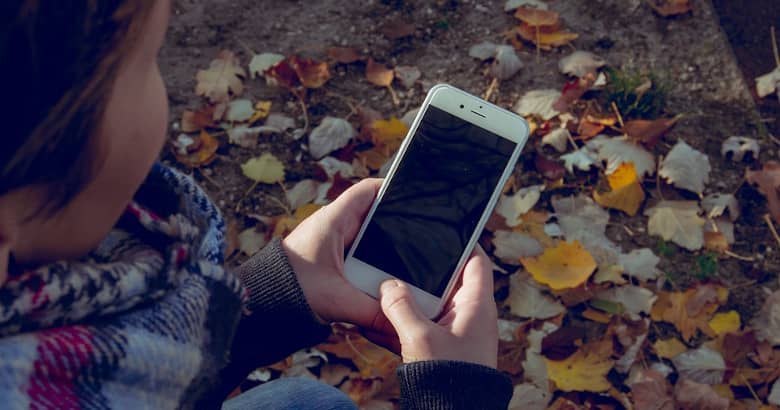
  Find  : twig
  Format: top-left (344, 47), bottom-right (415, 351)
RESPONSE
top-left (764, 214), bottom-right (780, 247)
top-left (235, 181), bottom-right (259, 212)
top-left (566, 131), bottom-right (579, 150)
top-left (386, 85), bottom-right (400, 107)
top-left (611, 102), bottom-right (625, 129)
top-left (771, 26), bottom-right (780, 68)
top-left (266, 194), bottom-right (292, 216)
top-left (483, 77), bottom-right (499, 101)
top-left (196, 168), bottom-right (221, 190)
top-left (741, 374), bottom-right (761, 402)
top-left (622, 224), bottom-right (635, 237)
top-left (724, 250), bottom-right (755, 262)
top-left (295, 91), bottom-right (310, 133)
top-left (655, 155), bottom-right (666, 201)
top-left (235, 37), bottom-right (256, 57)
top-left (325, 91), bottom-right (358, 119)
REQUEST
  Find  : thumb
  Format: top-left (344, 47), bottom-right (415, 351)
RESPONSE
top-left (379, 280), bottom-right (430, 341)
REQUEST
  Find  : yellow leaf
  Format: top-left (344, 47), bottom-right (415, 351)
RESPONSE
top-left (294, 203), bottom-right (321, 221)
top-left (708, 311), bottom-right (741, 335)
top-left (173, 130), bottom-right (219, 168)
top-left (712, 384), bottom-right (734, 401)
top-left (651, 289), bottom-right (719, 342)
top-left (654, 338), bottom-right (688, 359)
top-left (520, 241), bottom-right (597, 290)
top-left (516, 23), bottom-right (579, 50)
top-left (545, 341), bottom-right (613, 392)
top-left (370, 117), bottom-right (408, 154)
top-left (248, 100), bottom-right (272, 123)
top-left (356, 148), bottom-right (390, 171)
top-left (593, 162), bottom-right (645, 216)
top-left (241, 153), bottom-right (285, 184)
top-left (272, 203), bottom-right (323, 238)
top-left (366, 58), bottom-right (394, 87)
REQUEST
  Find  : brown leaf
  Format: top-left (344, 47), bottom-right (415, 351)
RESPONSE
top-left (326, 172), bottom-right (354, 201)
top-left (327, 47), bottom-right (363, 64)
top-left (648, 0), bottom-right (693, 17)
top-left (266, 59), bottom-right (301, 89)
top-left (535, 154), bottom-right (566, 180)
top-left (623, 117), bottom-right (679, 147)
top-left (224, 220), bottom-right (240, 258)
top-left (173, 130), bottom-right (219, 168)
top-left (554, 74), bottom-right (596, 112)
top-left (673, 379), bottom-right (729, 410)
top-left (542, 325), bottom-right (586, 360)
top-left (498, 338), bottom-right (528, 376)
top-left (514, 6), bottom-right (560, 27)
top-left (629, 369), bottom-right (674, 410)
top-left (746, 161), bottom-right (780, 224)
top-left (651, 288), bottom-right (721, 342)
top-left (181, 106), bottom-right (217, 133)
top-left (289, 56), bottom-right (331, 89)
top-left (516, 23), bottom-right (579, 50)
top-left (380, 21), bottom-right (415, 40)
top-left (366, 58), bottom-right (394, 87)
top-left (195, 50), bottom-right (246, 102)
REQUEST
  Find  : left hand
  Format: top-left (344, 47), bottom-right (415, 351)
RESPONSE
top-left (282, 178), bottom-right (390, 334)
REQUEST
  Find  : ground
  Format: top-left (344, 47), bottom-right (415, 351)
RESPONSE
top-left (159, 0), bottom-right (779, 405)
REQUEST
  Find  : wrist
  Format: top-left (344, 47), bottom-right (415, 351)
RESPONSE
top-left (280, 238), bottom-right (331, 325)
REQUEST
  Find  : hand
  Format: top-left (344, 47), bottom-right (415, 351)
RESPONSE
top-left (282, 178), bottom-right (385, 329)
top-left (377, 247), bottom-right (499, 368)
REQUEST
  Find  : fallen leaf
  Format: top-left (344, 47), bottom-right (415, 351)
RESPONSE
top-left (746, 161), bottom-right (780, 224)
top-left (535, 154), bottom-right (566, 180)
top-left (756, 67), bottom-right (780, 99)
top-left (505, 0), bottom-right (549, 11)
top-left (586, 135), bottom-right (656, 178)
top-left (248, 52), bottom-right (285, 79)
top-left (493, 231), bottom-right (543, 263)
top-left (369, 117), bottom-right (408, 154)
top-left (499, 337), bottom-right (529, 376)
top-left (673, 347), bottom-right (726, 385)
top-left (195, 50), bottom-right (246, 103)
top-left (577, 116), bottom-right (606, 139)
top-left (225, 99), bottom-right (254, 122)
top-left (318, 325), bottom-right (400, 380)
top-left (366, 58), bottom-right (394, 87)
top-left (561, 148), bottom-right (598, 173)
top-left (469, 41), bottom-right (500, 60)
top-left (173, 130), bottom-right (219, 167)
top-left (648, 0), bottom-right (693, 17)
top-left (552, 194), bottom-right (622, 267)
top-left (508, 384), bottom-right (550, 410)
top-left (496, 185), bottom-right (544, 226)
top-left (752, 289), bottom-right (780, 346)
top-left (629, 368), bottom-right (674, 410)
top-left (770, 379), bottom-right (780, 405)
top-left (721, 136), bottom-right (760, 162)
top-left (558, 50), bottom-right (606, 78)
top-left (356, 148), bottom-right (389, 171)
top-left (514, 6), bottom-right (559, 26)
top-left (308, 117), bottom-right (356, 159)
top-left (674, 379), bottom-right (729, 410)
top-left (394, 65), bottom-right (421, 88)
top-left (659, 140), bottom-right (711, 194)
top-left (237, 227), bottom-right (267, 256)
top-left (265, 113), bottom-right (296, 131)
top-left (708, 311), bottom-right (741, 336)
top-left (595, 285), bottom-right (657, 319)
top-left (514, 89), bottom-right (562, 120)
top-left (652, 289), bottom-right (719, 341)
top-left (326, 173), bottom-right (354, 201)
top-left (320, 363), bottom-right (354, 386)
top-left (507, 272), bottom-right (566, 319)
top-left (181, 106), bottom-right (217, 132)
top-left (266, 59), bottom-right (300, 89)
top-left (654, 338), bottom-right (688, 359)
top-left (703, 229), bottom-right (729, 253)
top-left (227, 126), bottom-right (278, 148)
top-left (286, 179), bottom-right (320, 211)
top-left (498, 319), bottom-right (524, 341)
top-left (327, 47), bottom-right (363, 64)
top-left (618, 248), bottom-right (660, 281)
top-left (515, 23), bottom-right (579, 50)
top-left (521, 240), bottom-right (597, 290)
top-left (541, 128), bottom-right (571, 152)
top-left (248, 100), bottom-right (272, 124)
top-left (702, 193), bottom-right (740, 221)
top-left (623, 117), bottom-right (678, 147)
top-left (593, 162), bottom-right (646, 216)
top-left (491, 45), bottom-right (523, 80)
top-left (611, 318), bottom-right (649, 373)
top-left (289, 55), bottom-right (331, 89)
top-left (524, 322), bottom-right (559, 387)
top-left (545, 340), bottom-right (614, 392)
top-left (380, 20), bottom-right (415, 40)
top-left (645, 200), bottom-right (705, 251)
top-left (241, 153), bottom-right (285, 184)
top-left (318, 157), bottom-right (356, 179)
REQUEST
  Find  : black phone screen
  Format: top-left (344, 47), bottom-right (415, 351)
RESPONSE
top-left (353, 105), bottom-right (517, 297)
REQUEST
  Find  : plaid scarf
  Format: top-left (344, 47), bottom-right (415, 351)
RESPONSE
top-left (0, 164), bottom-right (245, 409)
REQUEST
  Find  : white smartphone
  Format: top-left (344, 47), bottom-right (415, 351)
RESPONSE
top-left (344, 84), bottom-right (530, 318)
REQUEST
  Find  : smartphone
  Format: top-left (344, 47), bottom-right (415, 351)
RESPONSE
top-left (344, 84), bottom-right (529, 318)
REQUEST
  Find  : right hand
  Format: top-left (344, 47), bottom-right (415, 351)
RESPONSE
top-left (376, 247), bottom-right (499, 368)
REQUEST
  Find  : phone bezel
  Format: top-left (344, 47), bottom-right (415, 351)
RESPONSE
top-left (343, 83), bottom-right (530, 318)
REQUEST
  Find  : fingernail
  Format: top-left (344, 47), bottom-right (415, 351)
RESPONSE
top-left (380, 280), bottom-right (399, 294)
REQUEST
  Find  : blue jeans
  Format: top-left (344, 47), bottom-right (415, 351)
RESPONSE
top-left (221, 378), bottom-right (359, 410)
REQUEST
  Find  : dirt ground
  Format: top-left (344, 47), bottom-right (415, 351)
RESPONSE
top-left (159, 0), bottom-right (779, 333)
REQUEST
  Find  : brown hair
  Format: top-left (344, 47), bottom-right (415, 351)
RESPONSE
top-left (0, 1), bottom-right (155, 215)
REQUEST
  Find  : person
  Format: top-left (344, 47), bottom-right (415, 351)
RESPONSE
top-left (0, 1), bottom-right (513, 409)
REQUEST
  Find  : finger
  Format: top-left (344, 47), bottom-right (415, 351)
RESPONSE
top-left (325, 178), bottom-right (382, 240)
top-left (379, 280), bottom-right (430, 341)
top-left (453, 246), bottom-right (495, 303)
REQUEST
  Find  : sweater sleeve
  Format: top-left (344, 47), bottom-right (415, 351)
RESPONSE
top-left (397, 360), bottom-right (513, 410)
top-left (213, 238), bottom-right (332, 401)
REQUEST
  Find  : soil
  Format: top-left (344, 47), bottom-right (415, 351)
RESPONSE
top-left (159, 0), bottom-right (779, 328)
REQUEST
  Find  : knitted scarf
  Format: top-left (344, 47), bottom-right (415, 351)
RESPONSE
top-left (0, 164), bottom-right (245, 409)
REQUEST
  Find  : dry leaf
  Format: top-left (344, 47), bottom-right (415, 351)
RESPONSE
top-left (746, 161), bottom-right (780, 224)
top-left (523, 323), bottom-right (558, 388)
top-left (318, 157), bottom-right (356, 179)
top-left (248, 52), bottom-right (285, 79)
top-left (545, 340), bottom-right (614, 392)
top-left (541, 128), bottom-right (570, 152)
top-left (227, 126), bottom-right (278, 148)
top-left (327, 47), bottom-right (363, 64)
top-left (702, 193), bottom-right (740, 221)
top-left (586, 135), bottom-right (656, 178)
top-left (645, 200), bottom-right (705, 251)
top-left (520, 240), bottom-right (597, 290)
top-left (266, 59), bottom-right (300, 89)
top-left (505, 0), bottom-right (549, 11)
top-left (654, 338), bottom-right (688, 359)
top-left (507, 272), bottom-right (565, 319)
top-left (286, 179), bottom-right (320, 211)
top-left (652, 289), bottom-right (718, 341)
top-left (241, 153), bottom-right (285, 184)
top-left (237, 227), bottom-right (267, 256)
top-left (308, 117), bottom-right (355, 159)
top-left (515, 23), bottom-right (579, 50)
top-left (369, 117), bottom-right (408, 154)
top-left (672, 347), bottom-right (726, 384)
top-left (289, 56), bottom-right (331, 89)
top-left (318, 325), bottom-right (400, 380)
top-left (752, 289), bottom-right (780, 346)
top-left (380, 20), bottom-right (415, 40)
top-left (623, 117), bottom-right (679, 147)
top-left (721, 136), bottom-right (760, 162)
top-left (618, 248), bottom-right (660, 281)
top-left (469, 41), bottom-right (500, 60)
top-left (508, 384), bottom-right (550, 410)
top-left (496, 185), bottom-right (544, 226)
top-left (493, 231), bottom-right (543, 263)
top-left (593, 162), bottom-right (645, 216)
top-left (490, 45), bottom-right (523, 80)
top-left (366, 58), bottom-right (394, 87)
top-left (629, 368), bottom-right (674, 410)
top-left (195, 50), bottom-right (246, 102)
top-left (552, 194), bottom-right (622, 267)
top-left (648, 0), bottom-right (693, 17)
top-left (173, 130), bottom-right (219, 168)
top-left (659, 140), bottom-right (711, 194)
top-left (770, 379), bottom-right (780, 405)
top-left (534, 155), bottom-right (565, 180)
top-left (514, 6), bottom-right (559, 26)
top-left (558, 50), bottom-right (606, 78)
top-left (225, 99), bottom-right (254, 122)
top-left (674, 379), bottom-right (729, 410)
top-left (756, 67), bottom-right (780, 99)
top-left (181, 106), bottom-right (216, 133)
top-left (394, 65), bottom-right (421, 88)
top-left (595, 285), bottom-right (657, 319)
top-left (561, 148), bottom-right (597, 173)
top-left (708, 311), bottom-right (741, 336)
top-left (513, 89), bottom-right (561, 120)
top-left (320, 363), bottom-right (354, 386)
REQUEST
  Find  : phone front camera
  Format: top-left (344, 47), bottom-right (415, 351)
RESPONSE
top-left (459, 104), bottom-right (464, 109)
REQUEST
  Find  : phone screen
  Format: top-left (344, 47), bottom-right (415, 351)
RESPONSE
top-left (353, 105), bottom-right (516, 297)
